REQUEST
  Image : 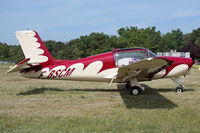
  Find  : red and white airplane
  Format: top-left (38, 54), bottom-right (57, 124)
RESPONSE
top-left (7, 30), bottom-right (194, 95)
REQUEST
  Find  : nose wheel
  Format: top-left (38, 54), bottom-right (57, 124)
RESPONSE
top-left (175, 86), bottom-right (184, 93)
top-left (171, 77), bottom-right (185, 93)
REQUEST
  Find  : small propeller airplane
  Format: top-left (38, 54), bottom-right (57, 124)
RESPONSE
top-left (7, 30), bottom-right (194, 95)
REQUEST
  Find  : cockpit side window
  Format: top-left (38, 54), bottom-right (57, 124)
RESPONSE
top-left (114, 50), bottom-right (148, 66)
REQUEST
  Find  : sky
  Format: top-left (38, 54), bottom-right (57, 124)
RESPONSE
top-left (0, 0), bottom-right (200, 45)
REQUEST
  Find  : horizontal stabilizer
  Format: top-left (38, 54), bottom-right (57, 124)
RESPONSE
top-left (7, 58), bottom-right (30, 73)
top-left (6, 58), bottom-right (41, 74)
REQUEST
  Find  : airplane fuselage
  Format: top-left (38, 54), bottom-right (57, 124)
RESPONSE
top-left (19, 48), bottom-right (193, 83)
top-left (8, 30), bottom-right (194, 95)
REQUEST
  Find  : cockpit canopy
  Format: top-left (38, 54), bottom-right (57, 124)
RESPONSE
top-left (113, 48), bottom-right (157, 66)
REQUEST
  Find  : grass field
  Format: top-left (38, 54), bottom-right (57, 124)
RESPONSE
top-left (0, 63), bottom-right (200, 133)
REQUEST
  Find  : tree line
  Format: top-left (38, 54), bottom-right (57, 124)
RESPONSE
top-left (1, 26), bottom-right (200, 63)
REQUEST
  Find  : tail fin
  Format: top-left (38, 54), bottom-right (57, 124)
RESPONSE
top-left (16, 30), bottom-right (54, 67)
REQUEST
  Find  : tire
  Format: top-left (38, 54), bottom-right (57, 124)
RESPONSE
top-left (175, 86), bottom-right (184, 93)
top-left (129, 86), bottom-right (142, 95)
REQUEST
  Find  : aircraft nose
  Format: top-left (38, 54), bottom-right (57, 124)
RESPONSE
top-left (162, 57), bottom-right (193, 68)
top-left (168, 57), bottom-right (193, 77)
top-left (158, 56), bottom-right (193, 77)
top-left (181, 58), bottom-right (194, 68)
top-left (175, 57), bottom-right (193, 69)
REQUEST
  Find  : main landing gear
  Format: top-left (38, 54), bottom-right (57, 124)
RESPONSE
top-left (126, 78), bottom-right (145, 96)
top-left (129, 86), bottom-right (142, 95)
top-left (126, 77), bottom-right (185, 95)
top-left (171, 77), bottom-right (184, 93)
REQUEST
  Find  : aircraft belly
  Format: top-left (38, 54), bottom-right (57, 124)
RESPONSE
top-left (19, 70), bottom-right (42, 78)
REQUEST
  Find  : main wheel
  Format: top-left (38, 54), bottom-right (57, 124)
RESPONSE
top-left (129, 86), bottom-right (142, 96)
top-left (175, 86), bottom-right (184, 93)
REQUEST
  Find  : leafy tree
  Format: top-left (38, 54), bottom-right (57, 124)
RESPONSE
top-left (183, 33), bottom-right (192, 46)
top-left (161, 29), bottom-right (184, 51)
top-left (118, 26), bottom-right (162, 52)
top-left (181, 27), bottom-right (200, 61)
top-left (7, 45), bottom-right (24, 63)
top-left (180, 42), bottom-right (200, 61)
top-left (1, 26), bottom-right (200, 62)
top-left (44, 40), bottom-right (65, 59)
top-left (191, 27), bottom-right (200, 45)
top-left (0, 42), bottom-right (9, 60)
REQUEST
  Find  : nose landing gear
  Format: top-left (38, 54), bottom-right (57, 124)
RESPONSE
top-left (171, 77), bottom-right (184, 93)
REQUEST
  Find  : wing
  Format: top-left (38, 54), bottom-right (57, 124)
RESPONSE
top-left (116, 58), bottom-right (170, 82)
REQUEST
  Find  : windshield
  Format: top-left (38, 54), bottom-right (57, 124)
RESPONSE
top-left (114, 50), bottom-right (148, 66)
top-left (114, 50), bottom-right (158, 66)
top-left (148, 50), bottom-right (158, 58)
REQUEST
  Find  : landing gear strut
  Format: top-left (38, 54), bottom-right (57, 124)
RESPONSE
top-left (126, 78), bottom-right (145, 96)
top-left (171, 77), bottom-right (184, 93)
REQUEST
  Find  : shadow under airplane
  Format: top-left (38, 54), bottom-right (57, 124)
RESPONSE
top-left (16, 84), bottom-right (194, 109)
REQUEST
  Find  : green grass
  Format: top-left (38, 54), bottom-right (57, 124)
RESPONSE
top-left (0, 63), bottom-right (200, 133)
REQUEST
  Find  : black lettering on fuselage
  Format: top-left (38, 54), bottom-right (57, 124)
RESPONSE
top-left (47, 68), bottom-right (75, 78)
